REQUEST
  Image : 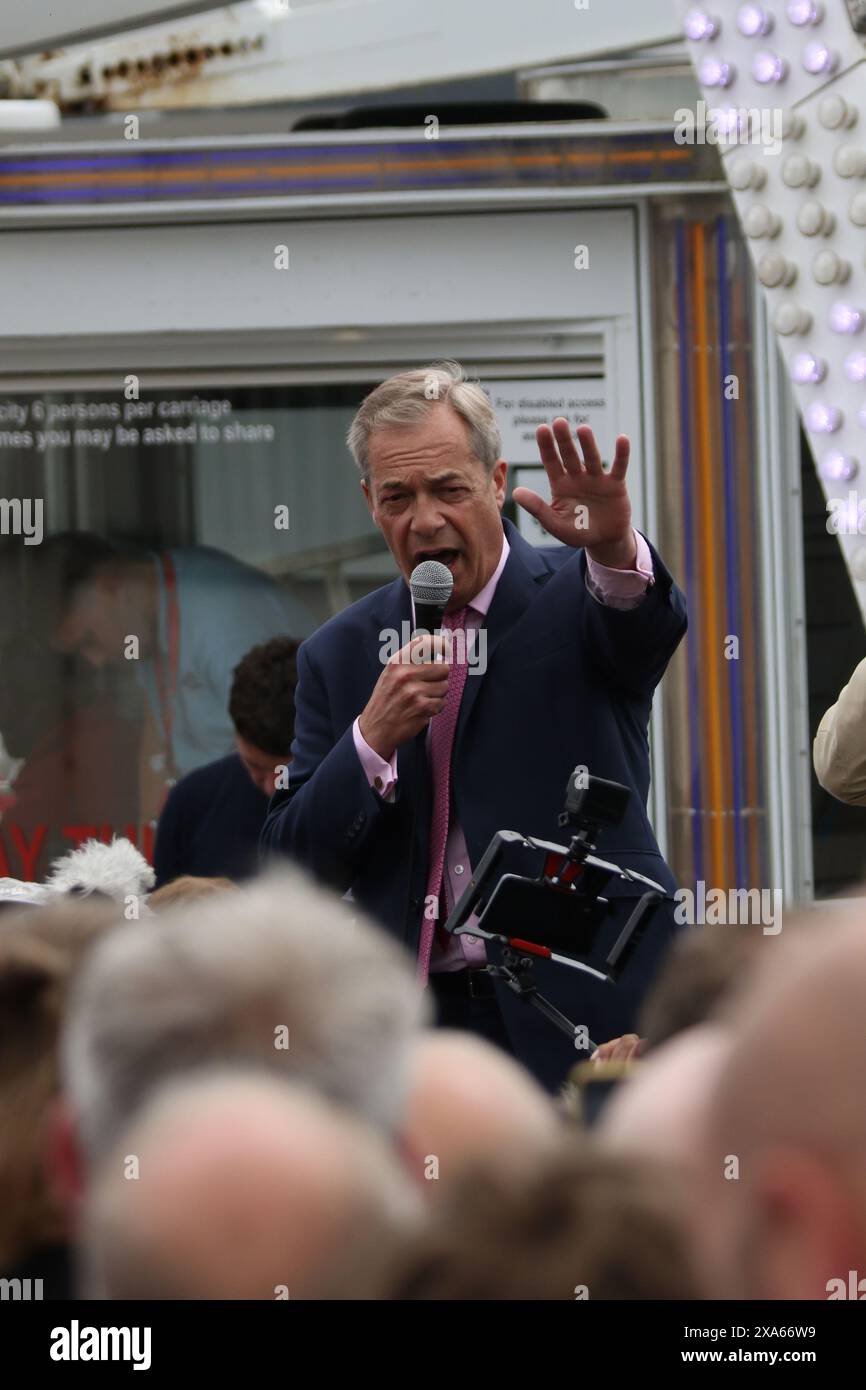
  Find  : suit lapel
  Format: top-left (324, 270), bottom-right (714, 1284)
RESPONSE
top-left (370, 576), bottom-right (412, 667)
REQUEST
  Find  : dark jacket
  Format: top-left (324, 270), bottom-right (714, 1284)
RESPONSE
top-left (262, 518), bottom-right (688, 1090)
top-left (154, 752), bottom-right (268, 887)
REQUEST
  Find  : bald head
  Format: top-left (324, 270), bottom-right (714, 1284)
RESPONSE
top-left (401, 1031), bottom-right (561, 1194)
top-left (594, 1026), bottom-right (730, 1300)
top-left (712, 910), bottom-right (866, 1154)
top-left (702, 905), bottom-right (866, 1298)
top-left (81, 1072), bottom-right (422, 1300)
top-left (599, 1025), bottom-right (730, 1164)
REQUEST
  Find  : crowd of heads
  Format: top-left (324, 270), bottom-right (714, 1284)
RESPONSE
top-left (1, 833), bottom-right (863, 1302)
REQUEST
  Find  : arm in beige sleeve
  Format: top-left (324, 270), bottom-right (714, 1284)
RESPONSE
top-left (813, 656), bottom-right (866, 805)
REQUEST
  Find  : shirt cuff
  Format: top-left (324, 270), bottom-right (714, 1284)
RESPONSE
top-left (352, 717), bottom-right (398, 799)
top-left (585, 529), bottom-right (654, 609)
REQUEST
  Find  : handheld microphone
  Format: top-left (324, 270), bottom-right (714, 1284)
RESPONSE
top-left (409, 559), bottom-right (453, 636)
top-left (404, 559), bottom-right (455, 940)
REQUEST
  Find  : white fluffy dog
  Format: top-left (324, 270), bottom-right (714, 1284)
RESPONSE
top-left (43, 837), bottom-right (155, 909)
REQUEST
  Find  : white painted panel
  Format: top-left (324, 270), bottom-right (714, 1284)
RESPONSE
top-left (0, 208), bottom-right (637, 342)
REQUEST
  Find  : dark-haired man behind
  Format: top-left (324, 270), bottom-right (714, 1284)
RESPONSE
top-left (153, 638), bottom-right (298, 887)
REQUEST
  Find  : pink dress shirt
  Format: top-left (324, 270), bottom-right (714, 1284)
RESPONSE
top-left (352, 529), bottom-right (655, 972)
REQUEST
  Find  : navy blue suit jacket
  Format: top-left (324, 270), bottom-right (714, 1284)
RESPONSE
top-left (262, 518), bottom-right (688, 1091)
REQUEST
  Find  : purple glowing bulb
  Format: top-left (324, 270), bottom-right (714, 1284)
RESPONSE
top-left (699, 56), bottom-right (735, 87)
top-left (803, 42), bottom-right (838, 75)
top-left (684, 9), bottom-right (720, 40)
top-left (830, 303), bottom-right (865, 335)
top-left (787, 0), bottom-right (822, 23)
top-left (805, 402), bottom-right (842, 433)
top-left (753, 51), bottom-right (788, 82)
top-left (715, 106), bottom-right (743, 136)
top-left (844, 352), bottom-right (866, 383)
top-left (791, 352), bottom-right (827, 384)
top-left (820, 453), bottom-right (858, 482)
top-left (738, 4), bottom-right (773, 35)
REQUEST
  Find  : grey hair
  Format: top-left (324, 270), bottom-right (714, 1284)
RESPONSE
top-left (61, 868), bottom-right (429, 1166)
top-left (346, 360), bottom-right (502, 484)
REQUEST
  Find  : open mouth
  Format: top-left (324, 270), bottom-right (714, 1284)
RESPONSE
top-left (416, 548), bottom-right (460, 568)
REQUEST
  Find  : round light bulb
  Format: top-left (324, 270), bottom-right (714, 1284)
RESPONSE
top-left (744, 203), bottom-right (781, 237)
top-left (813, 250), bottom-right (850, 285)
top-left (714, 106), bottom-right (744, 139)
top-left (791, 351), bottom-right (827, 383)
top-left (819, 452), bottom-right (858, 482)
top-left (779, 109), bottom-right (806, 139)
top-left (773, 301), bottom-right (811, 335)
top-left (699, 56), bottom-right (736, 87)
top-left (786, 0), bottom-right (823, 23)
top-left (753, 51), bottom-right (788, 83)
top-left (844, 351), bottom-right (866, 383)
top-left (797, 200), bottom-right (834, 236)
top-left (834, 146), bottom-right (866, 179)
top-left (805, 402), bottom-right (843, 432)
top-left (782, 154), bottom-right (819, 187)
top-left (819, 95), bottom-right (857, 130)
top-left (729, 156), bottom-right (767, 190)
top-left (684, 9), bottom-right (720, 40)
top-left (758, 252), bottom-right (796, 287)
top-left (802, 42), bottom-right (839, 76)
top-left (830, 302), bottom-right (865, 335)
top-left (737, 4), bottom-right (773, 35)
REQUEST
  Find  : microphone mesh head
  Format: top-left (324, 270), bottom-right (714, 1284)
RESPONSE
top-left (410, 560), bottom-right (454, 605)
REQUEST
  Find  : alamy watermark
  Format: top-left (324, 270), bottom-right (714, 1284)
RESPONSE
top-left (49, 1322), bottom-right (151, 1370)
top-left (674, 101), bottom-right (783, 155)
top-left (827, 1271), bottom-right (866, 1299)
top-left (0, 497), bottom-right (42, 544)
top-left (378, 623), bottom-right (488, 675)
top-left (827, 492), bottom-right (866, 536)
top-left (674, 880), bottom-right (783, 935)
top-left (1, 1277), bottom-right (43, 1300)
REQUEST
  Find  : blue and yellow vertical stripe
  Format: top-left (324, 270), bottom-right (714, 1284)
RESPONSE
top-left (664, 209), bottom-right (768, 891)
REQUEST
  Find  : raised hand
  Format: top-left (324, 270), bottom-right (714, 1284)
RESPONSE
top-left (512, 420), bottom-right (636, 568)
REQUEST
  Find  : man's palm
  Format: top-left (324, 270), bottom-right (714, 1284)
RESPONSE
top-left (512, 421), bottom-right (632, 551)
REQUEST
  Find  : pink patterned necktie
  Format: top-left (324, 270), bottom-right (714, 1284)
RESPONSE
top-left (417, 606), bottom-right (470, 983)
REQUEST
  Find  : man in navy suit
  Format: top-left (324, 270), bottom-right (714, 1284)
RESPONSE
top-left (262, 362), bottom-right (687, 1093)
